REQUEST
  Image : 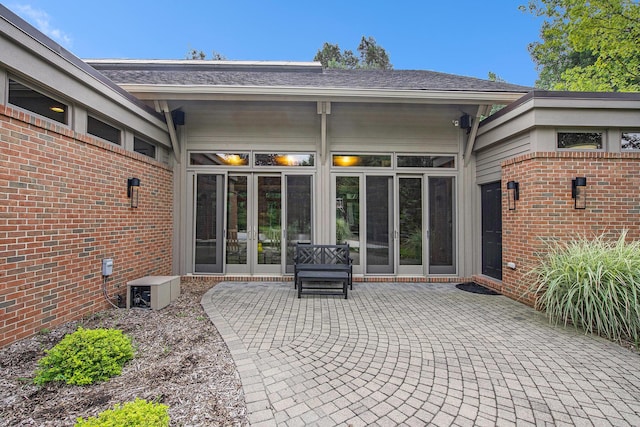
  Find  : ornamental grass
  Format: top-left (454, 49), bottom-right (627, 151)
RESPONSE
top-left (530, 231), bottom-right (640, 347)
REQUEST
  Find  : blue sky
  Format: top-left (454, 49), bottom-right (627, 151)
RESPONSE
top-left (7, 1), bottom-right (542, 87)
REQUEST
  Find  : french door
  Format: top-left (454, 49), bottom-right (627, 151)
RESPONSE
top-left (191, 172), bottom-right (312, 275)
top-left (333, 173), bottom-right (455, 276)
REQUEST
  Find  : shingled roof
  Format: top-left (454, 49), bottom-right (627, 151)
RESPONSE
top-left (88, 60), bottom-right (532, 93)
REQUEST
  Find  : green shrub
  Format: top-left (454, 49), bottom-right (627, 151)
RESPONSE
top-left (336, 218), bottom-right (352, 243)
top-left (75, 398), bottom-right (169, 427)
top-left (34, 327), bottom-right (134, 385)
top-left (530, 231), bottom-right (640, 346)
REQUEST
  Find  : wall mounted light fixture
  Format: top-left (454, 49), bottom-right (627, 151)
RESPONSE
top-left (507, 181), bottom-right (519, 210)
top-left (571, 177), bottom-right (587, 209)
top-left (127, 177), bottom-right (140, 208)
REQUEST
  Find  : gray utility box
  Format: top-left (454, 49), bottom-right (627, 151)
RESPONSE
top-left (126, 276), bottom-right (180, 310)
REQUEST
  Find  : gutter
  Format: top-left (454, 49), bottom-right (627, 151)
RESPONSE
top-left (118, 84), bottom-right (527, 105)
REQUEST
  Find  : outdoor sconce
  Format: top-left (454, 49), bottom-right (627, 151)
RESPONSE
top-left (127, 177), bottom-right (140, 208)
top-left (571, 177), bottom-right (587, 209)
top-left (507, 181), bottom-right (519, 210)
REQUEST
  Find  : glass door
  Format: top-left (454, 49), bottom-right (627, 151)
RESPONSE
top-left (226, 175), bottom-right (249, 273)
top-left (255, 175), bottom-right (282, 274)
top-left (285, 175), bottom-right (313, 273)
top-left (226, 173), bottom-right (312, 275)
top-left (335, 176), bottom-right (361, 272)
top-left (397, 176), bottom-right (424, 275)
top-left (194, 174), bottom-right (224, 273)
top-left (428, 176), bottom-right (455, 274)
top-left (366, 175), bottom-right (394, 274)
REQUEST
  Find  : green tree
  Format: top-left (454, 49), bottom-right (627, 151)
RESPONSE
top-left (521, 0), bottom-right (640, 91)
top-left (186, 49), bottom-right (226, 60)
top-left (314, 36), bottom-right (392, 69)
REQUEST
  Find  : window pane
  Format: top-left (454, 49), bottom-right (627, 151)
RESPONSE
top-left (399, 178), bottom-right (422, 265)
top-left (621, 132), bottom-right (640, 151)
top-left (336, 176), bottom-right (360, 266)
top-left (557, 132), bottom-right (602, 149)
top-left (254, 153), bottom-right (314, 167)
top-left (333, 154), bottom-right (391, 167)
top-left (134, 137), bottom-right (156, 158)
top-left (190, 153), bottom-right (249, 166)
top-left (286, 175), bottom-right (313, 272)
top-left (226, 175), bottom-right (248, 266)
top-left (8, 79), bottom-right (68, 124)
top-left (397, 155), bottom-right (455, 168)
top-left (366, 176), bottom-right (394, 273)
top-left (87, 116), bottom-right (120, 145)
top-left (429, 177), bottom-right (455, 274)
top-left (195, 175), bottom-right (223, 273)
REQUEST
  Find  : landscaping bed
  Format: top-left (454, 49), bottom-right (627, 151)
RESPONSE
top-left (0, 281), bottom-right (247, 426)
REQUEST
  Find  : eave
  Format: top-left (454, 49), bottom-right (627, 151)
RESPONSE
top-left (117, 84), bottom-right (528, 105)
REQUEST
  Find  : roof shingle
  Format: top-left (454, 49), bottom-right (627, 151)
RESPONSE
top-left (88, 61), bottom-right (532, 93)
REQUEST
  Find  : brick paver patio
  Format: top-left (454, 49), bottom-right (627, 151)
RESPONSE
top-left (202, 282), bottom-right (640, 426)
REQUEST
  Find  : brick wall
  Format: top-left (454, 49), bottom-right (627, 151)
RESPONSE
top-left (498, 152), bottom-right (640, 305)
top-left (0, 105), bottom-right (173, 348)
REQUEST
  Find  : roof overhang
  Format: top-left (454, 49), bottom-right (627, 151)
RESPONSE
top-left (118, 84), bottom-right (527, 105)
top-left (476, 90), bottom-right (640, 149)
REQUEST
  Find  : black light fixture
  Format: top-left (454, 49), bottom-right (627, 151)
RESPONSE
top-left (507, 181), bottom-right (519, 210)
top-left (459, 113), bottom-right (472, 134)
top-left (571, 177), bottom-right (587, 209)
top-left (127, 178), bottom-right (140, 208)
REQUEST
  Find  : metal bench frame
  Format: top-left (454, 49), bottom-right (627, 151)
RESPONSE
top-left (294, 243), bottom-right (352, 299)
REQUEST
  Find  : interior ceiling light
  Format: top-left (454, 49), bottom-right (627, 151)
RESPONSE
top-left (335, 155), bottom-right (360, 167)
top-left (50, 105), bottom-right (65, 113)
top-left (275, 155), bottom-right (296, 166)
top-left (221, 154), bottom-right (246, 166)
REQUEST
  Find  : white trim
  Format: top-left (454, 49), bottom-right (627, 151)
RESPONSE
top-left (119, 84), bottom-right (526, 105)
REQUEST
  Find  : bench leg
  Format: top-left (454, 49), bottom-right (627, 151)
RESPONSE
top-left (344, 280), bottom-right (348, 299)
top-left (298, 280), bottom-right (302, 298)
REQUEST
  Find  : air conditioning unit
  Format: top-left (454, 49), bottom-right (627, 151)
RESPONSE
top-left (126, 276), bottom-right (180, 310)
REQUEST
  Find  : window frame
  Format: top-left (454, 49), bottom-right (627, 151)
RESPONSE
top-left (396, 154), bottom-right (457, 170)
top-left (7, 77), bottom-right (70, 125)
top-left (86, 114), bottom-right (122, 145)
top-left (556, 130), bottom-right (605, 151)
top-left (133, 136), bottom-right (157, 159)
top-left (621, 131), bottom-right (640, 152)
top-left (332, 153), bottom-right (393, 168)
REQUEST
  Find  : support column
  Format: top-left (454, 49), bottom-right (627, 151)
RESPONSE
top-left (317, 101), bottom-right (332, 243)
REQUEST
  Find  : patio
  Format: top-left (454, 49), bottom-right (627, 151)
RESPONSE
top-left (202, 282), bottom-right (640, 426)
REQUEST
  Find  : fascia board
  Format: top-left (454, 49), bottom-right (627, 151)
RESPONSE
top-left (118, 84), bottom-right (527, 105)
top-left (531, 97), bottom-right (640, 110)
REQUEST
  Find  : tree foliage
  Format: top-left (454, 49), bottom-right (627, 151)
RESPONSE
top-left (522, 0), bottom-right (640, 91)
top-left (186, 49), bottom-right (226, 60)
top-left (314, 36), bottom-right (392, 69)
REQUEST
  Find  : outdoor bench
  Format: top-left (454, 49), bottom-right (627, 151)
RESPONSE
top-left (294, 243), bottom-right (352, 299)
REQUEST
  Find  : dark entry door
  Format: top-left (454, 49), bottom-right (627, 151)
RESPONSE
top-left (481, 182), bottom-right (502, 280)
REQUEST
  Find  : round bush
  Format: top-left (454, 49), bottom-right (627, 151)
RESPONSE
top-left (34, 327), bottom-right (134, 386)
top-left (74, 398), bottom-right (169, 427)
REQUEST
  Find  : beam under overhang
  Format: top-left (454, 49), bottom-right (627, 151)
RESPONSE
top-left (317, 101), bottom-right (331, 165)
top-left (463, 104), bottom-right (493, 166)
top-left (155, 100), bottom-right (180, 163)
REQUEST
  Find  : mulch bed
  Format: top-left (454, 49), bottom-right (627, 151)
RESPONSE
top-left (0, 282), bottom-right (248, 426)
